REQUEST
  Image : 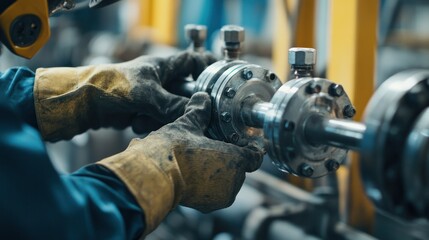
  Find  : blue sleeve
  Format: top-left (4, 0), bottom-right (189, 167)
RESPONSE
top-left (0, 67), bottom-right (38, 129)
top-left (0, 102), bottom-right (145, 239)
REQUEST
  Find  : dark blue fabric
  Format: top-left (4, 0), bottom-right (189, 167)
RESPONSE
top-left (0, 75), bottom-right (145, 239)
top-left (0, 67), bottom-right (38, 129)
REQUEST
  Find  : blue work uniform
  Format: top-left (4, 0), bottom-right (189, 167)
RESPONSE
top-left (0, 68), bottom-right (145, 239)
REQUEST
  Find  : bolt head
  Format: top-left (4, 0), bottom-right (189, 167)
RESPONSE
top-left (221, 25), bottom-right (245, 43)
top-left (185, 24), bottom-right (207, 42)
top-left (221, 112), bottom-right (232, 123)
top-left (288, 47), bottom-right (316, 66)
top-left (306, 83), bottom-right (321, 94)
top-left (224, 88), bottom-right (236, 98)
top-left (242, 68), bottom-right (253, 80)
top-left (343, 105), bottom-right (356, 118)
top-left (230, 133), bottom-right (239, 143)
top-left (326, 160), bottom-right (340, 171)
top-left (328, 84), bottom-right (344, 97)
top-left (300, 164), bottom-right (314, 177)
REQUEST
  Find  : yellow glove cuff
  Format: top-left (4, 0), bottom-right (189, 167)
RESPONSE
top-left (96, 138), bottom-right (185, 236)
top-left (34, 66), bottom-right (130, 141)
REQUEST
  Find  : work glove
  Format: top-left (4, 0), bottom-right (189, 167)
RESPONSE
top-left (34, 51), bottom-right (216, 141)
top-left (97, 92), bottom-right (264, 236)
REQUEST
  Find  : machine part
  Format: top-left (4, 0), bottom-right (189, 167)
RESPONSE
top-left (264, 78), bottom-right (352, 177)
top-left (361, 70), bottom-right (429, 217)
top-left (208, 63), bottom-right (282, 146)
top-left (220, 25), bottom-right (245, 60)
top-left (402, 108), bottom-right (429, 218)
top-left (185, 24), bottom-right (207, 52)
top-left (288, 48), bottom-right (316, 78)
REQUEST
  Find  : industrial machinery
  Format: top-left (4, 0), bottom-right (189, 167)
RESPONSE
top-left (159, 24), bottom-right (429, 240)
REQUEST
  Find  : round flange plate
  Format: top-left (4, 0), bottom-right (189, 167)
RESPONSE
top-left (209, 63), bottom-right (282, 146)
top-left (402, 107), bottom-right (429, 218)
top-left (195, 60), bottom-right (245, 93)
top-left (361, 70), bottom-right (429, 216)
top-left (194, 60), bottom-right (282, 146)
top-left (264, 78), bottom-right (352, 178)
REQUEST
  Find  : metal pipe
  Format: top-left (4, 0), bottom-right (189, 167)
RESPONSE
top-left (241, 100), bottom-right (273, 128)
top-left (304, 114), bottom-right (366, 151)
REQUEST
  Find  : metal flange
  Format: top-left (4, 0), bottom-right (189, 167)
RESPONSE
top-left (198, 62), bottom-right (282, 146)
top-left (361, 70), bottom-right (429, 216)
top-left (264, 78), bottom-right (353, 178)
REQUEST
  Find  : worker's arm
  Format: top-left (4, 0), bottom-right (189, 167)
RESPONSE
top-left (34, 51), bottom-right (216, 141)
top-left (0, 101), bottom-right (145, 239)
top-left (0, 67), bottom-right (38, 128)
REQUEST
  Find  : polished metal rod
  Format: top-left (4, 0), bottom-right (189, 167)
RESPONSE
top-left (241, 101), bottom-right (273, 128)
top-left (304, 115), bottom-right (366, 151)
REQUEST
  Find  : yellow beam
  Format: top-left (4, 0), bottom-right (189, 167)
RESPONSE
top-left (128, 0), bottom-right (179, 45)
top-left (272, 0), bottom-right (316, 81)
top-left (327, 0), bottom-right (378, 232)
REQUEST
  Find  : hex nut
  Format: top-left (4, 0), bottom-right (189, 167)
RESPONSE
top-left (221, 25), bottom-right (245, 43)
top-left (300, 164), bottom-right (314, 177)
top-left (326, 159), bottom-right (340, 171)
top-left (221, 112), bottom-right (232, 123)
top-left (225, 88), bottom-right (236, 98)
top-left (242, 68), bottom-right (253, 80)
top-left (328, 84), bottom-right (344, 97)
top-left (288, 47), bottom-right (316, 66)
top-left (185, 24), bottom-right (207, 42)
top-left (343, 105), bottom-right (356, 118)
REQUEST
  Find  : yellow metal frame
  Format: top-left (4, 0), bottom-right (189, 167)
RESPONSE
top-left (327, 0), bottom-right (378, 232)
top-left (129, 0), bottom-right (179, 45)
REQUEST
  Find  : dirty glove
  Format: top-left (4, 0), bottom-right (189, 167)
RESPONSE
top-left (34, 51), bottom-right (216, 141)
top-left (97, 92), bottom-right (264, 236)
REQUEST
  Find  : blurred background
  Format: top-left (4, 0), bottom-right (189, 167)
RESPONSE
top-left (2, 0), bottom-right (429, 239)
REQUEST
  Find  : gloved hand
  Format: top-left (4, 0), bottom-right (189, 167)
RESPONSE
top-left (97, 92), bottom-right (264, 236)
top-left (34, 51), bottom-right (216, 141)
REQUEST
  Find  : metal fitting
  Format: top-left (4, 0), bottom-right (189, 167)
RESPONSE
top-left (300, 164), bottom-right (314, 177)
top-left (229, 133), bottom-right (240, 143)
top-left (242, 68), bottom-right (253, 80)
top-left (328, 84), bottom-right (344, 97)
top-left (343, 105), bottom-right (356, 118)
top-left (220, 25), bottom-right (245, 60)
top-left (185, 24), bottom-right (207, 52)
top-left (221, 112), bottom-right (232, 123)
top-left (289, 47), bottom-right (316, 78)
top-left (306, 83), bottom-right (321, 94)
top-left (224, 88), bottom-right (236, 98)
top-left (325, 159), bottom-right (340, 171)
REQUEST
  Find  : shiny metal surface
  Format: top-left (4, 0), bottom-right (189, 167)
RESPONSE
top-left (264, 78), bottom-right (352, 177)
top-left (288, 48), bottom-right (316, 78)
top-left (185, 24), bottom-right (207, 52)
top-left (361, 70), bottom-right (429, 215)
top-left (210, 63), bottom-right (282, 146)
top-left (220, 25), bottom-right (245, 60)
top-left (304, 115), bottom-right (366, 151)
top-left (402, 107), bottom-right (429, 218)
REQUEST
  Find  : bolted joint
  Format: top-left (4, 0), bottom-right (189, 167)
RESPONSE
top-left (328, 84), bottom-right (344, 97)
top-left (221, 112), bottom-right (232, 123)
top-left (299, 163), bottom-right (314, 177)
top-left (242, 68), bottom-right (253, 80)
top-left (185, 24), bottom-right (207, 47)
top-left (306, 82), bottom-right (321, 94)
top-left (343, 105), bottom-right (356, 118)
top-left (325, 159), bottom-right (340, 171)
top-left (224, 87), bottom-right (236, 98)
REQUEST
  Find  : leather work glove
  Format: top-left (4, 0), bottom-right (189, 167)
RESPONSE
top-left (97, 92), bottom-right (264, 236)
top-left (34, 51), bottom-right (216, 141)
